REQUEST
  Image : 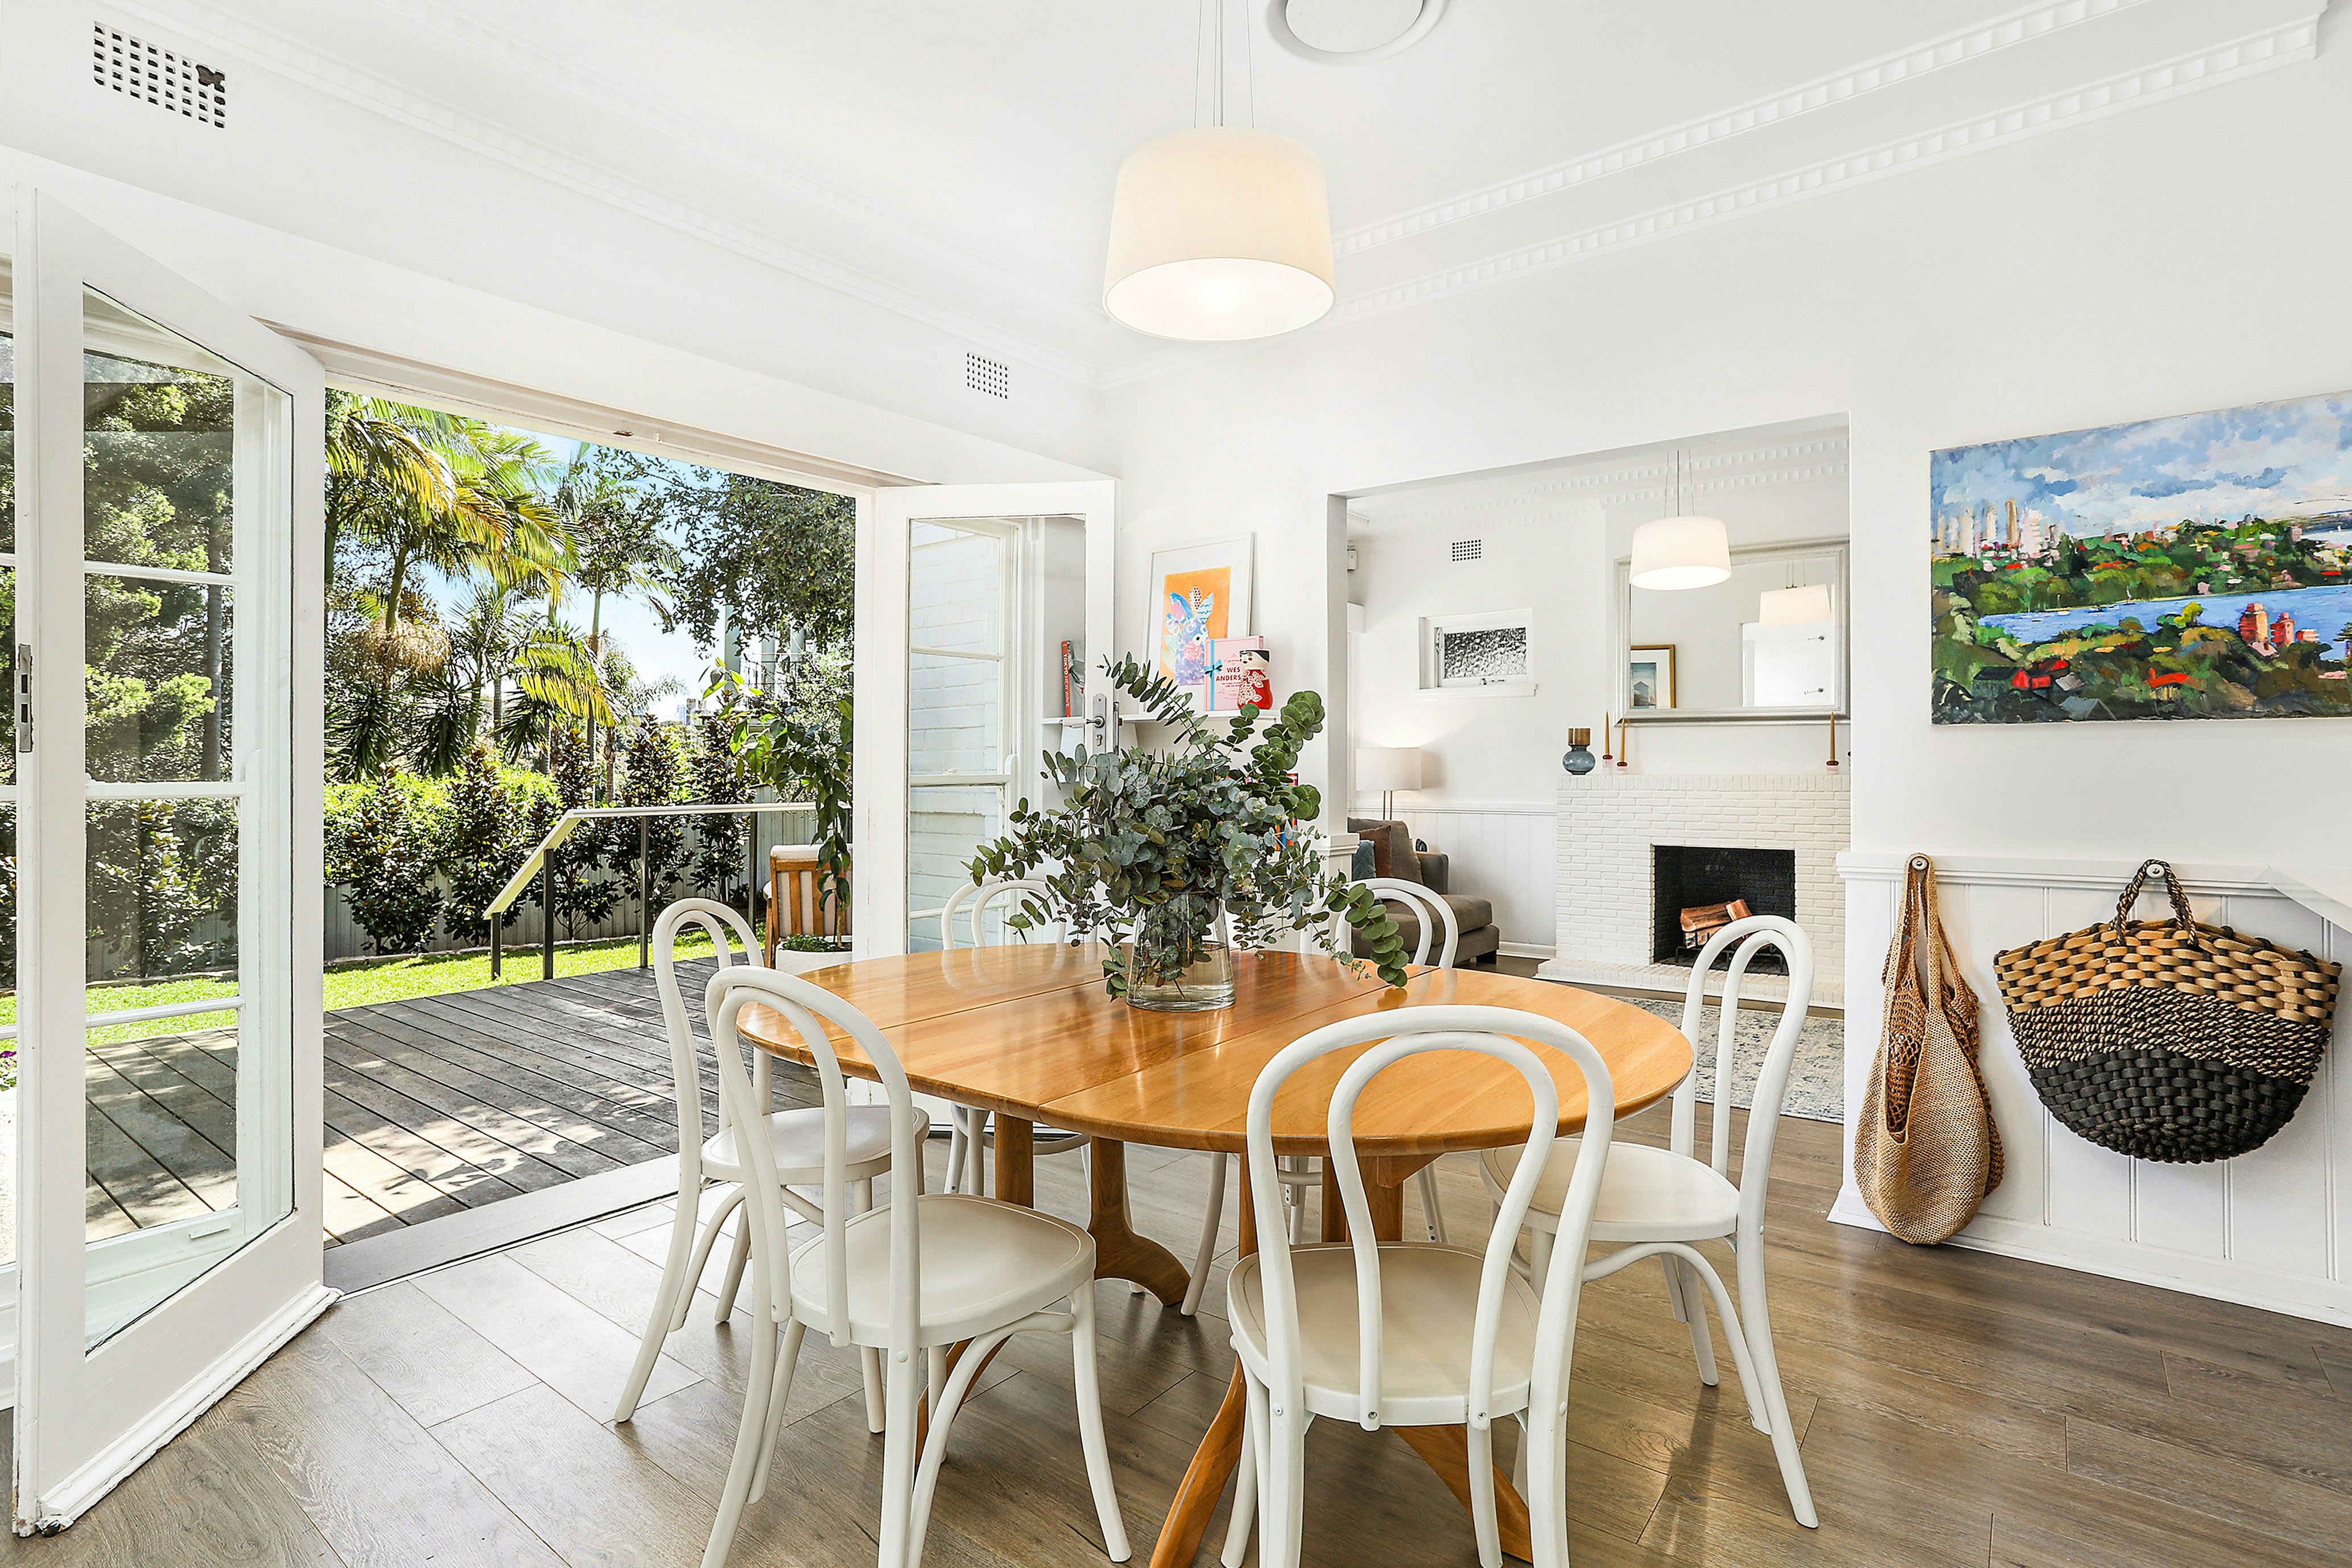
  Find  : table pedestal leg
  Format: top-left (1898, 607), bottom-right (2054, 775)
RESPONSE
top-left (993, 1115), bottom-right (1034, 1206)
top-left (1395, 1426), bottom-right (1533, 1559)
top-left (1150, 1156), bottom-right (1534, 1566)
top-left (1148, 1178), bottom-right (1252, 1568)
top-left (1088, 1139), bottom-right (1191, 1303)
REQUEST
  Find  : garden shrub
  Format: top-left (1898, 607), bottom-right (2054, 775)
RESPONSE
top-left (440, 743), bottom-right (553, 946)
top-left (327, 768), bottom-right (446, 954)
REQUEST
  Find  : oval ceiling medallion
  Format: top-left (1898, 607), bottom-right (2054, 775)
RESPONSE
top-left (1264, 0), bottom-right (1451, 66)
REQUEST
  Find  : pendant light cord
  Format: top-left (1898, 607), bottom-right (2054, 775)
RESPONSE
top-left (1194, 0), bottom-right (1251, 130)
top-left (1244, 0), bottom-right (1256, 127)
top-left (1214, 0), bottom-right (1225, 127)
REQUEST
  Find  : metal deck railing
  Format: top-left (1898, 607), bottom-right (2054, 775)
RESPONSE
top-left (484, 800), bottom-right (818, 979)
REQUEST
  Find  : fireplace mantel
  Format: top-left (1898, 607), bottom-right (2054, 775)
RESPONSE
top-left (1536, 770), bottom-right (1850, 1006)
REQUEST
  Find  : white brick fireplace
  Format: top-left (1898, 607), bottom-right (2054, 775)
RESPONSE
top-left (1536, 770), bottom-right (1850, 1006)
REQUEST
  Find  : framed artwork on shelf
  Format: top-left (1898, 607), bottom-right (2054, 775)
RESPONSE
top-left (1630, 644), bottom-right (1677, 709)
top-left (1147, 535), bottom-right (1255, 705)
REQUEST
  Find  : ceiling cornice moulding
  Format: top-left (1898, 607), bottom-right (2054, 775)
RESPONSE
top-left (103, 0), bottom-right (1103, 386)
top-left (1101, 9), bottom-right (2322, 387)
top-left (1332, 13), bottom-right (2323, 330)
top-left (1333, 0), bottom-right (2155, 258)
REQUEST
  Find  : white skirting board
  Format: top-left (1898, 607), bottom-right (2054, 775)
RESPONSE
top-left (1827, 1190), bottom-right (2352, 1329)
top-left (1838, 852), bottom-right (2352, 1328)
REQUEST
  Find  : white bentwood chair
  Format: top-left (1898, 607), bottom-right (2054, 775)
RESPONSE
top-left (1222, 1006), bottom-right (1616, 1568)
top-left (1185, 878), bottom-right (1463, 1313)
top-left (1482, 915), bottom-right (1818, 1528)
top-left (937, 878), bottom-right (1092, 1196)
top-left (613, 899), bottom-right (888, 1431)
top-left (696, 964), bottom-right (1131, 1568)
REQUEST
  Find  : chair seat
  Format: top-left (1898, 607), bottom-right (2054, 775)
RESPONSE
top-left (790, 1193), bottom-right (1096, 1348)
top-left (1227, 1244), bottom-right (1541, 1427)
top-left (704, 1105), bottom-right (894, 1181)
top-left (1483, 1140), bottom-right (1739, 1243)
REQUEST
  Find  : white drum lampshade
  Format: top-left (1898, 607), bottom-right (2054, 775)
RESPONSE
top-left (1104, 127), bottom-right (1336, 342)
top-left (1356, 745), bottom-right (1425, 817)
top-left (1629, 513), bottom-right (1732, 590)
top-left (1759, 583), bottom-right (1835, 626)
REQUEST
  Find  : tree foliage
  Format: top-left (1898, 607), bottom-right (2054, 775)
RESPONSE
top-left (614, 456), bottom-right (855, 654)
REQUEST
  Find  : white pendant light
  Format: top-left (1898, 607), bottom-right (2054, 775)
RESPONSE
top-left (1104, 1), bottom-right (1335, 342)
top-left (1629, 451), bottom-right (1731, 591)
top-left (1759, 583), bottom-right (1834, 626)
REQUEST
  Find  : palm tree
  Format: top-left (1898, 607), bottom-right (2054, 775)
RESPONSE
top-left (497, 613), bottom-right (617, 771)
top-left (325, 398), bottom-right (576, 782)
top-left (550, 448), bottom-right (678, 790)
top-left (332, 403), bottom-right (570, 643)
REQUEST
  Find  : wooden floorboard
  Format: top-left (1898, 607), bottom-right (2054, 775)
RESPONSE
top-left (29, 1109), bottom-right (2352, 1567)
top-left (81, 965), bottom-right (811, 1251)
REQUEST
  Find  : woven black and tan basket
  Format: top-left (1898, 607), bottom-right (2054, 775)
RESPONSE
top-left (1994, 860), bottom-right (2340, 1165)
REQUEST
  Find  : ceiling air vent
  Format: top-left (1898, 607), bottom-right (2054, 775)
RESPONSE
top-left (1449, 538), bottom-right (1483, 562)
top-left (93, 24), bottom-right (226, 127)
top-left (964, 352), bottom-right (1010, 400)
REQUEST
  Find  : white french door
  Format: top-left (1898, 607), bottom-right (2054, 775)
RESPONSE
top-left (6, 189), bottom-right (325, 1532)
top-left (858, 481), bottom-right (1115, 958)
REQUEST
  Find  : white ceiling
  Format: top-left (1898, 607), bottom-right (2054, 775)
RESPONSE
top-left (114, 0), bottom-right (2322, 385)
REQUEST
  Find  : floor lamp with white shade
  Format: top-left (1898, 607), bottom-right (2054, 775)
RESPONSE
top-left (1356, 746), bottom-right (1425, 819)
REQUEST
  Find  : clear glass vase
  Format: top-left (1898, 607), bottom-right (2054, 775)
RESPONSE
top-left (1124, 902), bottom-right (1236, 1012)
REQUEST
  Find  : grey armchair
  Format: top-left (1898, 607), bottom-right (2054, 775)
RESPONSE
top-left (1343, 817), bottom-right (1502, 966)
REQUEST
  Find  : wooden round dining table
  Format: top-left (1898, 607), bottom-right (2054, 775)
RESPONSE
top-left (737, 944), bottom-right (1692, 1568)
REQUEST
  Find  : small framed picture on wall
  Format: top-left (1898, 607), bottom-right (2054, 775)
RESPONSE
top-left (1629, 644), bottom-right (1677, 709)
top-left (1146, 535), bottom-right (1255, 706)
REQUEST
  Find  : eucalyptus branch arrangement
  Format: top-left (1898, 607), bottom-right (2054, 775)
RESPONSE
top-left (968, 656), bottom-right (1408, 999)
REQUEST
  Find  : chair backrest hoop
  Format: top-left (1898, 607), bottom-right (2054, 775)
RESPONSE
top-left (704, 964), bottom-right (929, 1352)
top-left (651, 898), bottom-right (759, 1161)
top-left (1670, 915), bottom-right (1814, 1235)
top-left (1243, 1005), bottom-right (1614, 1434)
top-left (940, 877), bottom-right (1059, 950)
top-left (1330, 877), bottom-right (1459, 968)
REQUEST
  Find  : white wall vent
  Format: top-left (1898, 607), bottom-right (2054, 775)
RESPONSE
top-left (1449, 538), bottom-right (1483, 562)
top-left (964, 353), bottom-right (1010, 399)
top-left (93, 24), bottom-right (226, 127)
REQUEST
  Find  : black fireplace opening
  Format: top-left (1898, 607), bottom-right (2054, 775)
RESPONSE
top-left (1651, 845), bottom-right (1797, 970)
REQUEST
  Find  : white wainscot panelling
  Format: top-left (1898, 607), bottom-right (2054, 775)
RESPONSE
top-left (1389, 804), bottom-right (1557, 958)
top-left (1837, 854), bottom-right (2349, 1328)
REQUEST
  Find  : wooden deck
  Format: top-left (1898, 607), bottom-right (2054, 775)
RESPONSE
top-left (85, 959), bottom-right (816, 1247)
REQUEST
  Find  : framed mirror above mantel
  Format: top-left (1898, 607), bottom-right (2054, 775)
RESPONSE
top-left (1612, 537), bottom-right (1850, 724)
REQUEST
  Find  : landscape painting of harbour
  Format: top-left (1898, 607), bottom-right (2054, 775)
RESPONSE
top-left (1931, 390), bottom-right (2352, 724)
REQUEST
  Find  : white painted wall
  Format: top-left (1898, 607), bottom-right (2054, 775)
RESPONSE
top-left (0, 0), bottom-right (1106, 486)
top-left (1103, 38), bottom-right (2352, 1319)
top-left (1347, 457), bottom-right (1849, 800)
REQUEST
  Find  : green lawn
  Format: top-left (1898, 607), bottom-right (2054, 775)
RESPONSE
top-left (8, 931), bottom-right (723, 1048)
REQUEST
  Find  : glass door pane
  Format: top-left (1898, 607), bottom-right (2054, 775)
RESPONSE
top-left (863, 482), bottom-right (1111, 962)
top-left (907, 520), bottom-right (1009, 951)
top-left (78, 286), bottom-right (289, 1347)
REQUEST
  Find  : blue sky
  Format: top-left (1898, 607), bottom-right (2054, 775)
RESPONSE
top-left (1931, 390), bottom-right (2352, 538)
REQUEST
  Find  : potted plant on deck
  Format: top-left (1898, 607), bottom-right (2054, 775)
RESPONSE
top-left (968, 657), bottom-right (1408, 1010)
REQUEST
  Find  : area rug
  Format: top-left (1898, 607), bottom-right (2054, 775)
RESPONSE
top-left (1627, 998), bottom-right (1845, 1123)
